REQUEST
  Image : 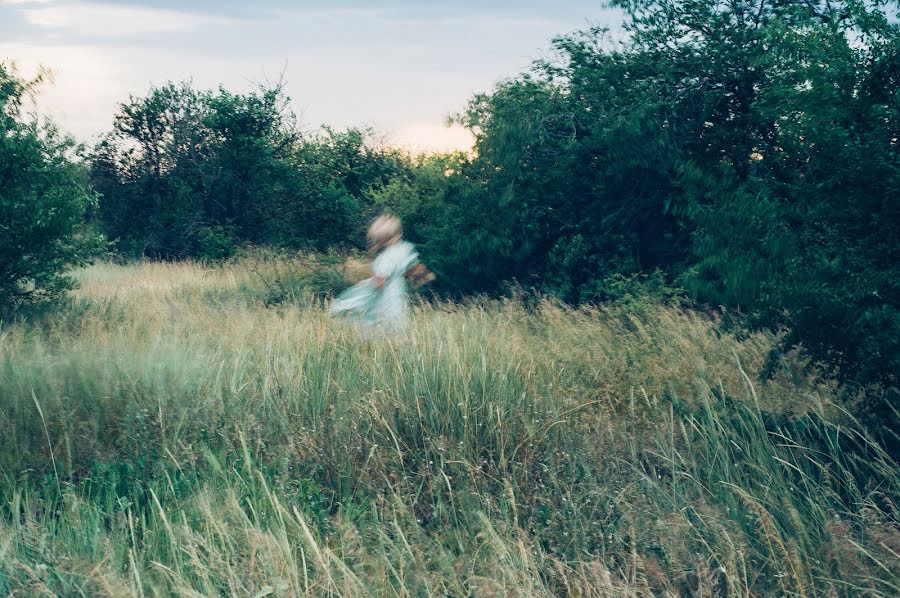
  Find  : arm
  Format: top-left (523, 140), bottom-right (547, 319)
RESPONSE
top-left (405, 263), bottom-right (435, 288)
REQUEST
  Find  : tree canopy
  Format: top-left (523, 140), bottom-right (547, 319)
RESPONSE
top-left (91, 81), bottom-right (406, 259)
top-left (0, 63), bottom-right (101, 310)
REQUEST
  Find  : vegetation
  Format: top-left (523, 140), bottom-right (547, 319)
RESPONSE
top-left (1, 258), bottom-right (897, 596)
top-left (3, 2), bottom-right (897, 388)
top-left (91, 81), bottom-right (406, 260)
top-left (2, 1), bottom-right (899, 594)
top-left (0, 63), bottom-right (102, 311)
top-left (9, 2), bottom-right (896, 389)
top-left (382, 0), bottom-right (900, 389)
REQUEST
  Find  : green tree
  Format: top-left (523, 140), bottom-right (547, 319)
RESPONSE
top-left (402, 0), bottom-right (898, 388)
top-left (412, 33), bottom-right (690, 300)
top-left (444, 1), bottom-right (896, 380)
top-left (91, 82), bottom-right (210, 257)
top-left (93, 83), bottom-right (405, 257)
top-left (0, 63), bottom-right (102, 310)
top-left (610, 0), bottom-right (900, 383)
top-left (281, 127), bottom-right (406, 251)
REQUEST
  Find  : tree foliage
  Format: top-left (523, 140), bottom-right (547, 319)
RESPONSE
top-left (381, 0), bottom-right (898, 387)
top-left (0, 63), bottom-right (101, 310)
top-left (91, 82), bottom-right (404, 258)
top-left (614, 0), bottom-right (900, 383)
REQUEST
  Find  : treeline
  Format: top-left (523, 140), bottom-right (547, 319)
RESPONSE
top-left (2, 0), bottom-right (898, 389)
top-left (90, 81), bottom-right (407, 259)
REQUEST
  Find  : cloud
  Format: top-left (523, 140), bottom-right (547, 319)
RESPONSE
top-left (17, 1), bottom-right (229, 37)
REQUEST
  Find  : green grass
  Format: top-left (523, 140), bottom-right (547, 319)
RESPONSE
top-left (0, 257), bottom-right (897, 596)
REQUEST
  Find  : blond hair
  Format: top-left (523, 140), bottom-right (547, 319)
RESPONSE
top-left (367, 215), bottom-right (402, 254)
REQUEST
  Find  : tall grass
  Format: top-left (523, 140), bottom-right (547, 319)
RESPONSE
top-left (0, 257), bottom-right (897, 596)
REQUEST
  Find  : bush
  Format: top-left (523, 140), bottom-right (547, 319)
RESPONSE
top-left (197, 224), bottom-right (238, 261)
top-left (91, 81), bottom-right (407, 258)
top-left (0, 63), bottom-right (102, 312)
top-left (583, 269), bottom-right (686, 310)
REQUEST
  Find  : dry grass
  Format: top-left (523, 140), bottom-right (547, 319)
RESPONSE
top-left (0, 257), bottom-right (897, 596)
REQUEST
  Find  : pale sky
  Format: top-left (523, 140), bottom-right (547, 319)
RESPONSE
top-left (1, 0), bottom-right (623, 152)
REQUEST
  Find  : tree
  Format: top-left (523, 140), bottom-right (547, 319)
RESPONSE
top-left (92, 82), bottom-right (219, 257)
top-left (92, 82), bottom-right (406, 257)
top-left (407, 0), bottom-right (898, 387)
top-left (407, 32), bottom-right (691, 300)
top-left (610, 0), bottom-right (900, 383)
top-left (0, 63), bottom-right (102, 311)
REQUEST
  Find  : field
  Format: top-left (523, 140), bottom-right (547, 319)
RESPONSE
top-left (0, 256), bottom-right (898, 596)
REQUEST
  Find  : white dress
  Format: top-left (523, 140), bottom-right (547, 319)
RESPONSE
top-left (330, 241), bottom-right (418, 333)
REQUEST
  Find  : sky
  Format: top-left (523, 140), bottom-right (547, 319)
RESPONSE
top-left (1, 0), bottom-right (624, 152)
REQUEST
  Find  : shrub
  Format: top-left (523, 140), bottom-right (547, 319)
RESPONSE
top-left (0, 63), bottom-right (102, 312)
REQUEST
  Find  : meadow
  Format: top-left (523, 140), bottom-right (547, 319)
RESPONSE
top-left (0, 255), bottom-right (897, 596)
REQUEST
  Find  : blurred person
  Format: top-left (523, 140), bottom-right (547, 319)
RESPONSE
top-left (330, 215), bottom-right (434, 334)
